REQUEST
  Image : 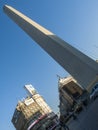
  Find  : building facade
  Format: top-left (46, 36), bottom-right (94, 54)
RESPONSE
top-left (58, 76), bottom-right (84, 118)
top-left (12, 85), bottom-right (59, 130)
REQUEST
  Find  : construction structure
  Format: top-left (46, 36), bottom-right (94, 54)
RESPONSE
top-left (12, 85), bottom-right (59, 130)
top-left (3, 5), bottom-right (98, 91)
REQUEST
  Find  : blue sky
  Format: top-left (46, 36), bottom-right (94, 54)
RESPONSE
top-left (1, 0), bottom-right (98, 130)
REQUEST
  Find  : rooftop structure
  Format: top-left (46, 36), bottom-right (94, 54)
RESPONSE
top-left (24, 84), bottom-right (37, 97)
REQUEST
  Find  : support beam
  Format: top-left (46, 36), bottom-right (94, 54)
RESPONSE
top-left (3, 5), bottom-right (98, 90)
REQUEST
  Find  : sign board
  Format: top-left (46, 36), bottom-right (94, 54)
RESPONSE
top-left (24, 98), bottom-right (34, 106)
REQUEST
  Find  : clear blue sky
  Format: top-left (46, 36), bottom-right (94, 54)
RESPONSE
top-left (1, 0), bottom-right (98, 130)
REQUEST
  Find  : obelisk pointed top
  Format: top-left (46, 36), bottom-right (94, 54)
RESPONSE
top-left (3, 5), bottom-right (53, 35)
top-left (3, 5), bottom-right (98, 90)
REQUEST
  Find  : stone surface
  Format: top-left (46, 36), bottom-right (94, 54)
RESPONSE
top-left (67, 98), bottom-right (98, 130)
top-left (3, 5), bottom-right (98, 90)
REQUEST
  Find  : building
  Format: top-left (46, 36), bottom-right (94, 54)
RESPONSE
top-left (58, 76), bottom-right (85, 121)
top-left (12, 85), bottom-right (59, 130)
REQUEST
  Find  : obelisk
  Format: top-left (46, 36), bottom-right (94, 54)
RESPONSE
top-left (3, 5), bottom-right (98, 90)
